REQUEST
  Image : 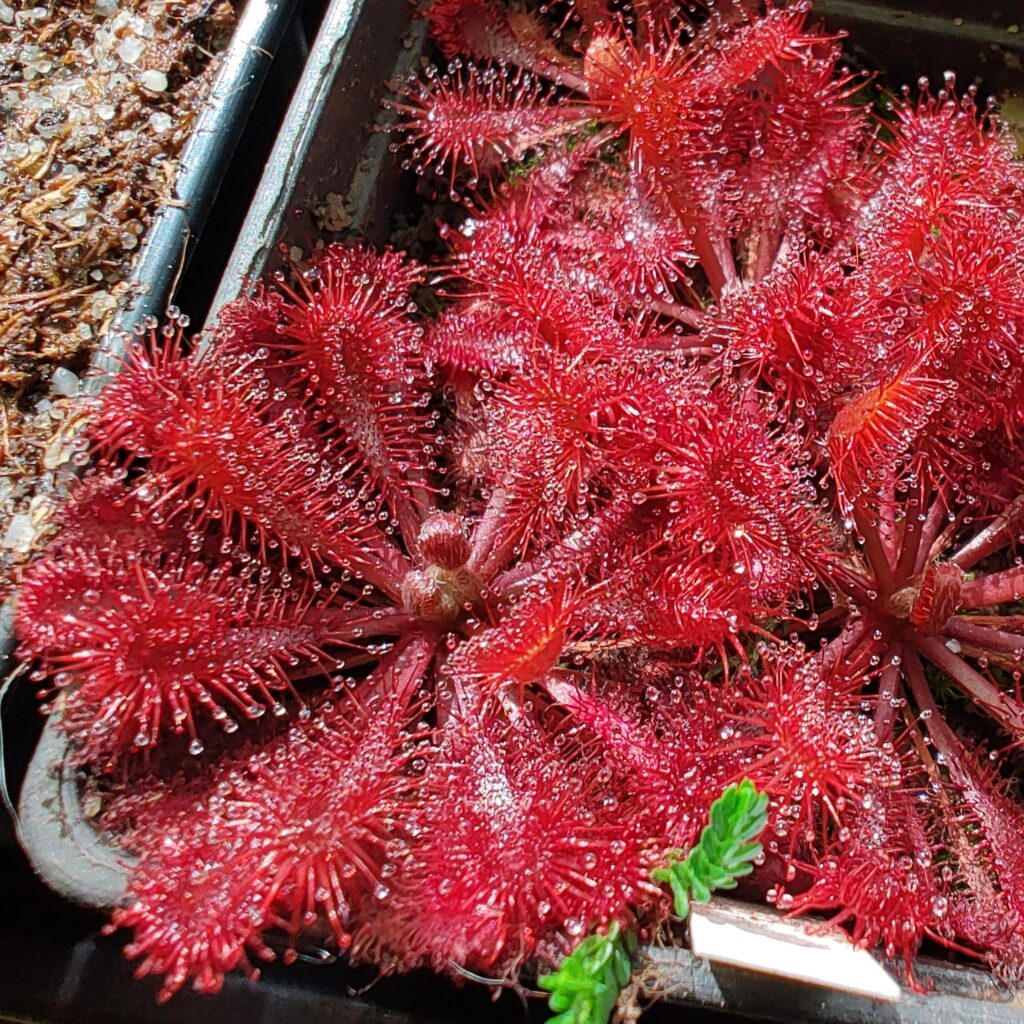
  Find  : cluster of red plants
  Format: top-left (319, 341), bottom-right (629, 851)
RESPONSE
top-left (14, 0), bottom-right (1024, 1003)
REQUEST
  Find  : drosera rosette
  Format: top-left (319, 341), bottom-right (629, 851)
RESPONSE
top-left (11, 0), bottom-right (1024, 1007)
top-left (390, 0), bottom-right (1024, 986)
top-left (14, 227), bottom-right (810, 999)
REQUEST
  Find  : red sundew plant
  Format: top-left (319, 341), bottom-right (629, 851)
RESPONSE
top-left (13, 0), bottom-right (1024, 1006)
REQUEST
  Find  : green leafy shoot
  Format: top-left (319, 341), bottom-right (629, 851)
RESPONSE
top-left (652, 779), bottom-right (769, 919)
top-left (537, 782), bottom-right (767, 1024)
top-left (537, 919), bottom-right (636, 1024)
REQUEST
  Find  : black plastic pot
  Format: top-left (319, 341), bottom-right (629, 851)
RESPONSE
top-left (3, 1), bottom-right (1024, 1021)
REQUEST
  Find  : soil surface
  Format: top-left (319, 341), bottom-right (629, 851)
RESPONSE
top-left (0, 0), bottom-right (236, 594)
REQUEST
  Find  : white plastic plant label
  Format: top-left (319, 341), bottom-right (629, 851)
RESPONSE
top-left (689, 898), bottom-right (902, 1002)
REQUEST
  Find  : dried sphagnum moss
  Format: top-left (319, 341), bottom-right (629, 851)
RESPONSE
top-left (0, 0), bottom-right (235, 587)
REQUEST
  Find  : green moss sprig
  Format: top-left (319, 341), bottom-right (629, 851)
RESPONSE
top-left (653, 778), bottom-right (769, 919)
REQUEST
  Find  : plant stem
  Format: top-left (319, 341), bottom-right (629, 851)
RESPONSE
top-left (833, 565), bottom-right (878, 609)
top-left (950, 493), bottom-right (1024, 572)
top-left (751, 226), bottom-right (782, 281)
top-left (467, 486), bottom-right (511, 577)
top-left (347, 542), bottom-right (412, 604)
top-left (854, 506), bottom-right (894, 599)
top-left (878, 479), bottom-right (898, 564)
top-left (960, 565), bottom-right (1024, 609)
top-left (552, 493), bottom-right (638, 571)
top-left (873, 647), bottom-right (902, 740)
top-left (962, 614), bottom-right (1024, 631)
top-left (394, 496), bottom-right (424, 563)
top-left (915, 635), bottom-right (1024, 740)
top-left (321, 606), bottom-right (414, 637)
top-left (820, 617), bottom-right (872, 674)
top-left (921, 505), bottom-right (967, 575)
top-left (894, 494), bottom-right (925, 584)
top-left (684, 216), bottom-right (738, 299)
top-left (338, 631), bottom-right (436, 711)
top-left (902, 647), bottom-right (961, 755)
top-left (945, 617), bottom-right (1024, 656)
top-left (912, 490), bottom-right (952, 576)
top-left (646, 298), bottom-right (706, 329)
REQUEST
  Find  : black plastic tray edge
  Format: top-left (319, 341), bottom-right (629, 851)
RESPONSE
top-left (210, 0), bottom-right (427, 313)
top-left (94, 0), bottom-right (300, 382)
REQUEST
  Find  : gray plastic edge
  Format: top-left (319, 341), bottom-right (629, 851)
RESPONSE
top-left (642, 945), bottom-right (1024, 1023)
top-left (15, 715), bottom-right (130, 909)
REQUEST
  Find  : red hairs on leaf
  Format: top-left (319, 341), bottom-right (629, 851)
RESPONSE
top-left (94, 326), bottom-right (408, 596)
top-left (350, 701), bottom-right (654, 977)
top-left (104, 637), bottom-right (434, 1001)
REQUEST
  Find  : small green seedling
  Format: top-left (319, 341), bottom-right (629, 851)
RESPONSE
top-left (539, 781), bottom-right (768, 1024)
top-left (652, 779), bottom-right (769, 919)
